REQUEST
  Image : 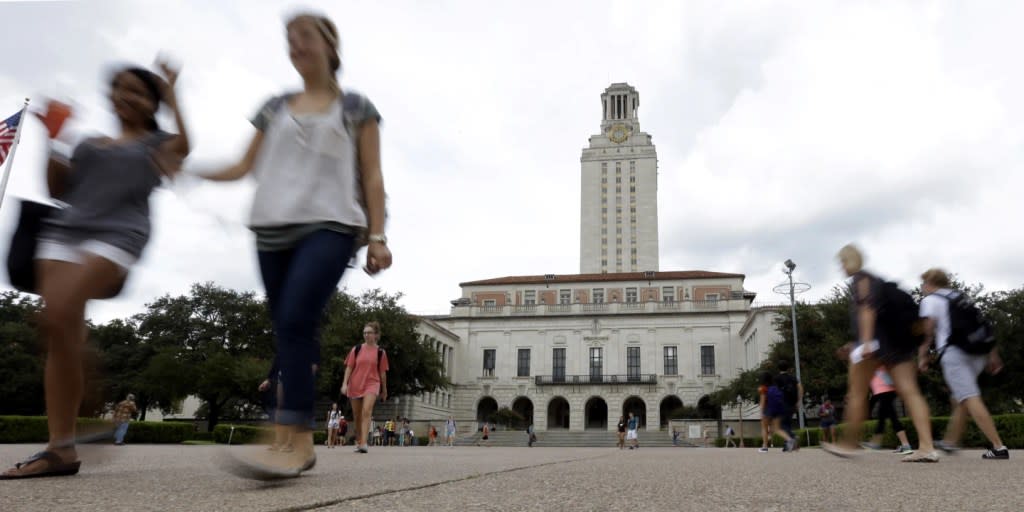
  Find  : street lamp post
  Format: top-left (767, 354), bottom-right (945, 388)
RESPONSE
top-left (774, 260), bottom-right (806, 432)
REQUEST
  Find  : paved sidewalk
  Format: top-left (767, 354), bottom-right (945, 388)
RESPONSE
top-left (0, 444), bottom-right (1017, 511)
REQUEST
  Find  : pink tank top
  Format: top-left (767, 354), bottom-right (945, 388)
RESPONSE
top-left (870, 369), bottom-right (896, 395)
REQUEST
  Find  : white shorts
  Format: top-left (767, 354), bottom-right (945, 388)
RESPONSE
top-left (940, 345), bottom-right (989, 403)
top-left (36, 238), bottom-right (136, 273)
top-left (626, 429), bottom-right (638, 440)
top-left (328, 421), bottom-right (340, 429)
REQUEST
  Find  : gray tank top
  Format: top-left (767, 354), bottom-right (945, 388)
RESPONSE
top-left (42, 131), bottom-right (172, 257)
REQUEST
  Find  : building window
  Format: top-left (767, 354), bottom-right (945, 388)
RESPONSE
top-left (664, 346), bottom-right (678, 375)
top-left (589, 347), bottom-right (603, 380)
top-left (601, 259), bottom-right (607, 267)
top-left (630, 175), bottom-right (636, 182)
top-left (700, 346), bottom-right (716, 376)
top-left (601, 228), bottom-right (607, 235)
top-left (483, 299), bottom-right (496, 307)
top-left (483, 349), bottom-right (496, 377)
top-left (662, 287), bottom-right (674, 302)
top-left (601, 207), bottom-right (607, 214)
top-left (559, 289), bottom-right (571, 304)
top-left (602, 163), bottom-right (607, 171)
top-left (627, 346), bottom-right (641, 381)
top-left (616, 227), bottom-right (623, 235)
top-left (524, 290), bottom-right (536, 305)
top-left (630, 186), bottom-right (636, 193)
top-left (616, 177), bottom-right (622, 183)
top-left (625, 288), bottom-right (638, 303)
top-left (705, 293), bottom-right (720, 302)
top-left (553, 348), bottom-right (566, 382)
top-left (517, 348), bottom-right (531, 377)
top-left (592, 289), bottom-right (604, 303)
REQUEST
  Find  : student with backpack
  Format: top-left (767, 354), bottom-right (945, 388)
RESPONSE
top-left (824, 244), bottom-right (938, 462)
top-left (762, 370), bottom-right (798, 452)
top-left (774, 360), bottom-right (802, 446)
top-left (919, 268), bottom-right (1008, 460)
top-left (198, 12), bottom-right (390, 479)
top-left (342, 322), bottom-right (389, 454)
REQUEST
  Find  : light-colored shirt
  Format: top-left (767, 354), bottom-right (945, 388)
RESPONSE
top-left (920, 288), bottom-right (954, 350)
top-left (248, 94), bottom-right (380, 232)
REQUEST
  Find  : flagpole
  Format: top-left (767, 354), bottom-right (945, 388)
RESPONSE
top-left (0, 98), bottom-right (31, 213)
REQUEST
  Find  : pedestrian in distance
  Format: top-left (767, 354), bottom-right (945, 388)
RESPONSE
top-left (860, 369), bottom-right (914, 454)
top-left (626, 412), bottom-right (640, 450)
top-left (112, 394), bottom-right (138, 446)
top-left (616, 416), bottom-right (627, 449)
top-left (818, 398), bottom-right (838, 445)
top-left (342, 322), bottom-right (390, 454)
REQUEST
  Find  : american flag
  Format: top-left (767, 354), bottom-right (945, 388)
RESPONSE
top-left (0, 110), bottom-right (23, 167)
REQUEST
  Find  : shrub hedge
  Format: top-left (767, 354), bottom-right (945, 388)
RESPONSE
top-left (0, 416), bottom-right (194, 444)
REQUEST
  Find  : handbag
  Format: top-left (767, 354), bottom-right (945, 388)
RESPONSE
top-left (6, 200), bottom-right (59, 294)
top-left (5, 199), bottom-right (127, 298)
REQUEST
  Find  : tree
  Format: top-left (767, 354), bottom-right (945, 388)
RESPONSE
top-left (711, 285), bottom-right (852, 411)
top-left (976, 287), bottom-right (1024, 413)
top-left (135, 283), bottom-right (274, 430)
top-left (0, 291), bottom-right (44, 415)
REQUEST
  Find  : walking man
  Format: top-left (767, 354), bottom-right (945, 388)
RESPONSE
top-left (919, 268), bottom-right (1009, 459)
top-left (626, 412), bottom-right (640, 450)
top-left (112, 394), bottom-right (138, 446)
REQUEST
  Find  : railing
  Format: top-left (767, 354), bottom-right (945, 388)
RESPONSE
top-left (450, 299), bottom-right (743, 317)
top-left (535, 374), bottom-right (657, 386)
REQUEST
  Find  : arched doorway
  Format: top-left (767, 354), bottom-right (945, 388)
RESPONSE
top-left (547, 396), bottom-right (570, 429)
top-left (659, 395), bottom-right (684, 428)
top-left (511, 396), bottom-right (534, 428)
top-left (584, 396), bottom-right (608, 430)
top-left (698, 395), bottom-right (720, 419)
top-left (622, 396), bottom-right (647, 429)
top-left (476, 396), bottom-right (498, 424)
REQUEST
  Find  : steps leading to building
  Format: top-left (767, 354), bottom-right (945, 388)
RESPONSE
top-left (455, 429), bottom-right (685, 448)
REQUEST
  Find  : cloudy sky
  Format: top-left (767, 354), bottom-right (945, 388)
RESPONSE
top-left (0, 0), bottom-right (1021, 323)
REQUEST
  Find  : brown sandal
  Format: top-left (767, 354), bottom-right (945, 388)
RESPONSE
top-left (0, 451), bottom-right (82, 480)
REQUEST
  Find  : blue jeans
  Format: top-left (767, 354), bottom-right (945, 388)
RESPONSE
top-left (258, 230), bottom-right (355, 428)
top-left (114, 422), bottom-right (130, 444)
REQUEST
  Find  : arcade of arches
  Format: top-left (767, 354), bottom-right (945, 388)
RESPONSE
top-left (475, 394), bottom-right (706, 430)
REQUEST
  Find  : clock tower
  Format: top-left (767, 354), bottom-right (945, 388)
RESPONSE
top-left (580, 83), bottom-right (659, 274)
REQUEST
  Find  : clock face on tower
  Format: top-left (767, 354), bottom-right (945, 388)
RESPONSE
top-left (608, 123), bottom-right (629, 144)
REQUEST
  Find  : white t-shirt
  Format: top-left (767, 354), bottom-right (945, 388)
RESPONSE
top-left (920, 288), bottom-right (954, 350)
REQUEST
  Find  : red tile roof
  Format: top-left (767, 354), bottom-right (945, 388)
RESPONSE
top-left (460, 270), bottom-right (745, 287)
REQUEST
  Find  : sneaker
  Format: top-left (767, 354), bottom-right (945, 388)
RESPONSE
top-left (894, 445), bottom-right (914, 455)
top-left (982, 447), bottom-right (1009, 460)
top-left (757, 447), bottom-right (769, 453)
top-left (934, 440), bottom-right (960, 455)
top-left (860, 442), bottom-right (882, 451)
top-left (901, 450), bottom-right (939, 463)
top-left (821, 442), bottom-right (860, 459)
top-left (783, 439), bottom-right (797, 452)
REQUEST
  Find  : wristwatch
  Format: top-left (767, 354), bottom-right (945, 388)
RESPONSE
top-left (368, 233), bottom-right (388, 245)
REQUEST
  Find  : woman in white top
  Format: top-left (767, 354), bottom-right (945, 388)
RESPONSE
top-left (202, 12), bottom-right (391, 479)
top-left (326, 403), bottom-right (341, 449)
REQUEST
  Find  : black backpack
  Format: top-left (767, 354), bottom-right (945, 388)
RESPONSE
top-left (354, 343), bottom-right (386, 371)
top-left (876, 280), bottom-right (925, 349)
top-left (778, 374), bottom-right (799, 407)
top-left (938, 291), bottom-right (995, 355)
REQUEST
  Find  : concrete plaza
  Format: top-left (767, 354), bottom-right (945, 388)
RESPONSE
top-left (0, 444), bottom-right (1016, 511)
